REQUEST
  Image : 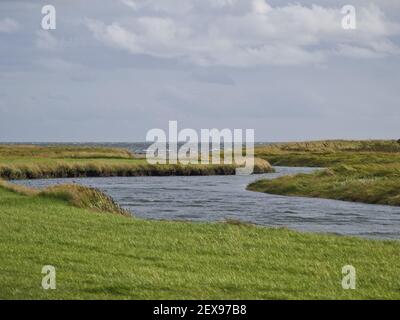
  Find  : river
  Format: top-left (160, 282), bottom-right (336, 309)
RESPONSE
top-left (14, 167), bottom-right (400, 240)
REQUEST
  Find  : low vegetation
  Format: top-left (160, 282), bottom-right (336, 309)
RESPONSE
top-left (0, 180), bottom-right (127, 215)
top-left (0, 144), bottom-right (134, 159)
top-left (0, 145), bottom-right (272, 180)
top-left (248, 164), bottom-right (400, 206)
top-left (255, 140), bottom-right (400, 167)
top-left (251, 140), bottom-right (400, 206)
top-left (258, 140), bottom-right (400, 153)
top-left (0, 185), bottom-right (399, 299)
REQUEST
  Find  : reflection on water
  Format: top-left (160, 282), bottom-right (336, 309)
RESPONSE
top-left (15, 167), bottom-right (400, 240)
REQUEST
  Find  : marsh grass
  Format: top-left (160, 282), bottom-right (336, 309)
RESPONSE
top-left (258, 140), bottom-right (400, 153)
top-left (252, 140), bottom-right (400, 206)
top-left (0, 145), bottom-right (272, 179)
top-left (0, 180), bottom-right (128, 215)
top-left (39, 184), bottom-right (129, 215)
top-left (0, 145), bottom-right (134, 159)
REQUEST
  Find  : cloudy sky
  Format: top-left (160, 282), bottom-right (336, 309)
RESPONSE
top-left (0, 0), bottom-right (399, 142)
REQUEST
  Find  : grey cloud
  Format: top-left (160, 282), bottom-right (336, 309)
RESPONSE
top-left (0, 18), bottom-right (19, 33)
top-left (0, 0), bottom-right (400, 141)
top-left (189, 69), bottom-right (235, 85)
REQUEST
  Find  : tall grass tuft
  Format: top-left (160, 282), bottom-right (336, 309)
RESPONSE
top-left (0, 180), bottom-right (128, 215)
top-left (39, 184), bottom-right (129, 215)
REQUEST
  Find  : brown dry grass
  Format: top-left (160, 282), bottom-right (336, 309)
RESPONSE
top-left (0, 144), bottom-right (134, 159)
top-left (0, 179), bottom-right (128, 215)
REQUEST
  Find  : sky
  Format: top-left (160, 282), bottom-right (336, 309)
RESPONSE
top-left (0, 0), bottom-right (400, 142)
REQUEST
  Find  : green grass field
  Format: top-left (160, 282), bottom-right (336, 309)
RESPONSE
top-left (252, 140), bottom-right (400, 206)
top-left (0, 186), bottom-right (399, 299)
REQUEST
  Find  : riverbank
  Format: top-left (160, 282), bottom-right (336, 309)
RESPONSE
top-left (0, 145), bottom-right (272, 180)
top-left (251, 140), bottom-right (400, 206)
top-left (1, 184), bottom-right (399, 299)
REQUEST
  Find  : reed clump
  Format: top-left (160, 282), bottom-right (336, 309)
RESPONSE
top-left (39, 184), bottom-right (129, 215)
top-left (0, 179), bottom-right (128, 215)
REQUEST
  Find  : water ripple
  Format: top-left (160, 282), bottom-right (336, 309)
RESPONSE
top-left (14, 167), bottom-right (400, 240)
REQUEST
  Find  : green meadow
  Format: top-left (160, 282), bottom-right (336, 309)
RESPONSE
top-left (0, 185), bottom-right (399, 299)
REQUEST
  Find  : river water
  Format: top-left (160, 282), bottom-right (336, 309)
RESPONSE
top-left (15, 167), bottom-right (400, 240)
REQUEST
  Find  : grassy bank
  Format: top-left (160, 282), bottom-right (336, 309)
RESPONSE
top-left (0, 145), bottom-right (272, 180)
top-left (0, 184), bottom-right (399, 299)
top-left (251, 140), bottom-right (400, 206)
top-left (0, 179), bottom-right (128, 215)
top-left (255, 140), bottom-right (400, 167)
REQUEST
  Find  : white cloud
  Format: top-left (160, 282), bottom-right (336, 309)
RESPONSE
top-left (87, 17), bottom-right (191, 58)
top-left (87, 20), bottom-right (141, 54)
top-left (252, 0), bottom-right (271, 14)
top-left (120, 0), bottom-right (138, 11)
top-left (0, 18), bottom-right (19, 33)
top-left (87, 1), bottom-right (400, 66)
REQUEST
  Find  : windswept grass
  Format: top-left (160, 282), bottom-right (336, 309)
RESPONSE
top-left (258, 140), bottom-right (400, 153)
top-left (0, 145), bottom-right (272, 180)
top-left (255, 140), bottom-right (400, 167)
top-left (0, 145), bottom-right (134, 159)
top-left (0, 180), bottom-right (127, 215)
top-left (0, 185), bottom-right (399, 299)
top-left (251, 140), bottom-right (400, 206)
top-left (248, 164), bottom-right (400, 206)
